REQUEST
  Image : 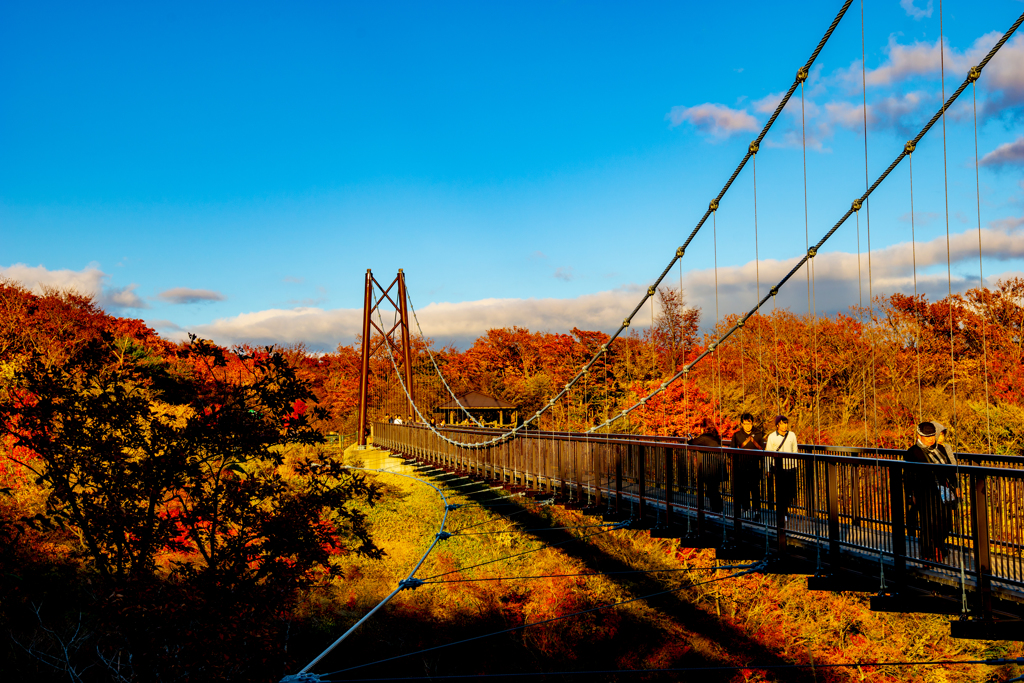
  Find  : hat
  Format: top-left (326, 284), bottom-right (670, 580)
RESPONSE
top-left (931, 420), bottom-right (947, 434)
top-left (774, 415), bottom-right (788, 426)
top-left (917, 421), bottom-right (936, 437)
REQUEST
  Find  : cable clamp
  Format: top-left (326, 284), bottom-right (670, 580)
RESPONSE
top-left (708, 342), bottom-right (717, 351)
top-left (749, 140), bottom-right (759, 155)
top-left (807, 246), bottom-right (817, 258)
top-left (770, 286), bottom-right (778, 297)
top-left (852, 198), bottom-right (862, 212)
top-left (600, 344), bottom-right (607, 353)
top-left (968, 65), bottom-right (981, 82)
top-left (709, 199), bottom-right (719, 211)
top-left (796, 66), bottom-right (809, 83)
top-left (736, 319), bottom-right (745, 328)
top-left (436, 531), bottom-right (452, 541)
top-left (622, 319), bottom-right (630, 328)
top-left (676, 246), bottom-right (685, 257)
top-left (904, 140), bottom-right (916, 154)
top-left (647, 286), bottom-right (656, 297)
top-left (399, 578), bottom-right (424, 590)
top-left (445, 504), bottom-right (462, 511)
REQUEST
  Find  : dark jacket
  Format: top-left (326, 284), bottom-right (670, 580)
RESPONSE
top-left (730, 428), bottom-right (763, 450)
top-left (690, 431), bottom-right (725, 481)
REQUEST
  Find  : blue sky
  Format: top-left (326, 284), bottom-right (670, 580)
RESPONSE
top-left (3, 0), bottom-right (1023, 350)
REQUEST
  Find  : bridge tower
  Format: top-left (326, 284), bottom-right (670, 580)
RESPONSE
top-left (357, 268), bottom-right (415, 447)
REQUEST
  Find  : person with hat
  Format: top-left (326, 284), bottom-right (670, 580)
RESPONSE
top-left (927, 421), bottom-right (960, 561)
top-left (765, 415), bottom-right (799, 523)
top-left (905, 421), bottom-right (953, 562)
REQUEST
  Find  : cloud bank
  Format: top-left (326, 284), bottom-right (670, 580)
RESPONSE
top-left (161, 218), bottom-right (1023, 352)
top-left (0, 263), bottom-right (147, 310)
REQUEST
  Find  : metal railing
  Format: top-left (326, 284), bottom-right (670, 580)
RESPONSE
top-left (375, 422), bottom-right (1024, 620)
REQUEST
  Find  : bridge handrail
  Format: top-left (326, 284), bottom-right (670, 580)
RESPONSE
top-left (375, 420), bottom-right (1024, 621)
top-left (392, 422), bottom-right (1024, 467)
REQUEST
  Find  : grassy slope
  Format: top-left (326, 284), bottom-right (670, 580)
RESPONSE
top-left (287, 448), bottom-right (1024, 683)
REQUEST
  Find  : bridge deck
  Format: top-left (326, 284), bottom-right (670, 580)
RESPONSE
top-left (375, 422), bottom-right (1024, 637)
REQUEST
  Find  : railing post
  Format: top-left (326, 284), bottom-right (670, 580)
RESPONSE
top-left (575, 441), bottom-right (584, 504)
top-left (804, 449), bottom-right (817, 521)
top-left (888, 462), bottom-right (907, 590)
top-left (827, 460), bottom-right (840, 569)
top-left (851, 453), bottom-right (862, 527)
top-left (970, 470), bottom-right (993, 620)
top-left (638, 445), bottom-right (647, 524)
top-left (664, 447), bottom-right (674, 528)
top-left (731, 449), bottom-right (741, 543)
top-left (696, 449), bottom-right (705, 537)
top-left (774, 453), bottom-right (787, 555)
top-left (615, 446), bottom-right (623, 515)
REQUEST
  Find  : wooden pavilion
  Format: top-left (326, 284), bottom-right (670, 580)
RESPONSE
top-left (435, 391), bottom-right (518, 427)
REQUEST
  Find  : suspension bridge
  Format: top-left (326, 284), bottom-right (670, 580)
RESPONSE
top-left (284, 2), bottom-right (1024, 680)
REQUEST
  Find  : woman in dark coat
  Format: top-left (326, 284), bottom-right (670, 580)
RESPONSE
top-left (905, 421), bottom-right (958, 562)
top-left (690, 422), bottom-right (724, 514)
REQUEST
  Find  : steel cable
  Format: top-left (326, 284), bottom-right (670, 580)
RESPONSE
top-left (367, 1), bottom-right (855, 449)
top-left (581, 10), bottom-right (1024, 436)
top-left (290, 465), bottom-right (454, 677)
top-left (321, 565), bottom-right (764, 678)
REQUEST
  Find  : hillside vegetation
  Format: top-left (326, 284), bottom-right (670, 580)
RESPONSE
top-left (1, 280), bottom-right (1022, 681)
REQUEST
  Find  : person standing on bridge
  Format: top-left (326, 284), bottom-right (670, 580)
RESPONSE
top-left (730, 413), bottom-right (764, 521)
top-left (765, 415), bottom-right (799, 524)
top-left (927, 421), bottom-right (959, 562)
top-left (905, 421), bottom-right (955, 563)
top-left (690, 420), bottom-right (725, 515)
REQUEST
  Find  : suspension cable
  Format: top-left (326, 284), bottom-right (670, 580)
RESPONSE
top-left (713, 206), bottom-right (722, 424)
top-left (322, 565), bottom-right (763, 677)
top-left (577, 12), bottom-right (1024, 436)
top-left (373, 10), bottom-right (1024, 451)
top-left (290, 465), bottom-right (453, 677)
top-left (405, 291), bottom-right (484, 427)
top-left (909, 148), bottom-right (923, 421)
top-left (371, 1), bottom-right (855, 448)
top-left (939, 0), bottom-right (957, 450)
top-left (972, 75), bottom-right (993, 452)
top-left (753, 144), bottom-right (765, 415)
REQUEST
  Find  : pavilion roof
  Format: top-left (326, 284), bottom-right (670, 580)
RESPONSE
top-left (436, 391), bottom-right (516, 410)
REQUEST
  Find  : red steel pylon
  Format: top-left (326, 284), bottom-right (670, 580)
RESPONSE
top-left (357, 269), bottom-right (415, 447)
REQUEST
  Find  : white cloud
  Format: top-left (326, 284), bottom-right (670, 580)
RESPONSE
top-left (980, 136), bottom-right (1024, 168)
top-left (104, 284), bottom-right (147, 309)
top-left (666, 103), bottom-right (759, 139)
top-left (166, 218), bottom-right (1024, 352)
top-left (900, 0), bottom-right (933, 21)
top-left (985, 37), bottom-right (1024, 116)
top-left (752, 92), bottom-right (785, 115)
top-left (0, 263), bottom-right (147, 310)
top-left (177, 287), bottom-right (649, 351)
top-left (680, 220), bottom-right (1024, 318)
top-left (157, 287), bottom-right (227, 304)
